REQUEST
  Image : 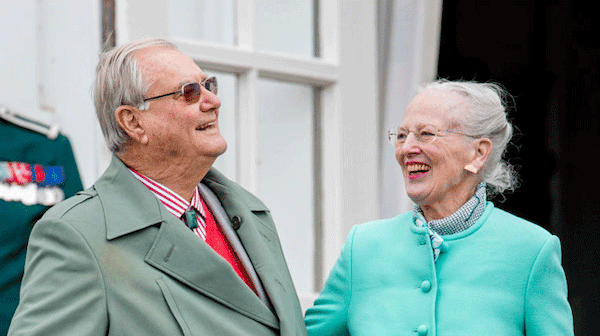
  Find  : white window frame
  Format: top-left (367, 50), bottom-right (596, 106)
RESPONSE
top-left (115, 0), bottom-right (380, 310)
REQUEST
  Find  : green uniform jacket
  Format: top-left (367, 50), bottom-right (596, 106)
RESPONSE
top-left (1, 122), bottom-right (83, 335)
top-left (8, 155), bottom-right (307, 336)
top-left (305, 203), bottom-right (573, 336)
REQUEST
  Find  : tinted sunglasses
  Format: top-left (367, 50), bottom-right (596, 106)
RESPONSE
top-left (143, 76), bottom-right (218, 103)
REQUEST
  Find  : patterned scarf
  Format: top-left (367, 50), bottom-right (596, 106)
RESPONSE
top-left (413, 183), bottom-right (487, 261)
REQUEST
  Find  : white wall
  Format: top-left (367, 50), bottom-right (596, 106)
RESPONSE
top-left (0, 0), bottom-right (102, 188)
top-left (378, 0), bottom-right (443, 219)
top-left (338, 0), bottom-right (381, 237)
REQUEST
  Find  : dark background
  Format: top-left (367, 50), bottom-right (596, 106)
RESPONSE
top-left (437, 1), bottom-right (599, 334)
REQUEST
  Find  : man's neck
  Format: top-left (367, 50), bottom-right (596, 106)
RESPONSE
top-left (117, 149), bottom-right (213, 202)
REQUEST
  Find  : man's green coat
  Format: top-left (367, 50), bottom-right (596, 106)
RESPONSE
top-left (9, 155), bottom-right (307, 336)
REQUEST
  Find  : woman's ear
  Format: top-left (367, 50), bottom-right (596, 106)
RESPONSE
top-left (114, 105), bottom-right (149, 145)
top-left (469, 138), bottom-right (492, 172)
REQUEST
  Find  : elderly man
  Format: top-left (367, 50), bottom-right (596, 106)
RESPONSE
top-left (8, 39), bottom-right (307, 336)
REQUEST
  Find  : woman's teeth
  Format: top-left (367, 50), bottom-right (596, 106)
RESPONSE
top-left (407, 163), bottom-right (430, 173)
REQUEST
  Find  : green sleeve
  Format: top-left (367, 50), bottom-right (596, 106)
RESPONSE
top-left (8, 217), bottom-right (107, 336)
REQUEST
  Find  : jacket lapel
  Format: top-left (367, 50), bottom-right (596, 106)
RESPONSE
top-left (202, 169), bottom-right (297, 329)
top-left (198, 183), bottom-right (274, 311)
top-left (145, 214), bottom-right (279, 328)
top-left (95, 155), bottom-right (278, 329)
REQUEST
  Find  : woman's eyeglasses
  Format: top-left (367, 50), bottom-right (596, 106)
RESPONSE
top-left (143, 76), bottom-right (218, 103)
top-left (387, 125), bottom-right (475, 145)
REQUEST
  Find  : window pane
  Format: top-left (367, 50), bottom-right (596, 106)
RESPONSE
top-left (169, 0), bottom-right (234, 45)
top-left (257, 78), bottom-right (315, 292)
top-left (205, 70), bottom-right (237, 179)
top-left (255, 0), bottom-right (315, 57)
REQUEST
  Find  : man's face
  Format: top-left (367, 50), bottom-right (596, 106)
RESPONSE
top-left (135, 47), bottom-right (227, 164)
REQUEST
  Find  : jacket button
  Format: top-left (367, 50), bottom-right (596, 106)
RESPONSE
top-left (420, 280), bottom-right (431, 293)
top-left (231, 215), bottom-right (242, 230)
top-left (417, 324), bottom-right (428, 335)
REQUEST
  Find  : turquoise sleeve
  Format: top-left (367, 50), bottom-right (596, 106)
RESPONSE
top-left (525, 235), bottom-right (574, 336)
top-left (304, 227), bottom-right (356, 336)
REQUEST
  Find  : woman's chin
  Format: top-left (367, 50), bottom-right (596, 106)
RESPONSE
top-left (406, 191), bottom-right (427, 206)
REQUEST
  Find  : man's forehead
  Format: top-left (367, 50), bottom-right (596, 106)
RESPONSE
top-left (135, 46), bottom-right (204, 84)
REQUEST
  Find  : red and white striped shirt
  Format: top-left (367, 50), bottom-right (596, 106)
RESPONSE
top-left (128, 168), bottom-right (207, 240)
top-left (127, 168), bottom-right (259, 294)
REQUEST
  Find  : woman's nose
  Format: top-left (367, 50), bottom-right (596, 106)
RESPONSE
top-left (398, 132), bottom-right (421, 154)
top-left (403, 131), bottom-right (420, 146)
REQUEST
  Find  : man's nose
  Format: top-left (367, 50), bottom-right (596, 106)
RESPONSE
top-left (200, 89), bottom-right (221, 112)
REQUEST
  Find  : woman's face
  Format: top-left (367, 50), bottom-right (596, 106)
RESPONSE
top-left (395, 89), bottom-right (479, 217)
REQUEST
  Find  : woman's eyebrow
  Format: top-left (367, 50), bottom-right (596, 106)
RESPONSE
top-left (400, 123), bottom-right (430, 130)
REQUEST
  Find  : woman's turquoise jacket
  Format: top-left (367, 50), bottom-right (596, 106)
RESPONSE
top-left (305, 202), bottom-right (573, 336)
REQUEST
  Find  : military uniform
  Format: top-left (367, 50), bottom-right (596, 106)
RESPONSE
top-left (0, 120), bottom-right (83, 334)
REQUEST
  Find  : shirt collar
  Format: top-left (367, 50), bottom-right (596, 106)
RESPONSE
top-left (414, 182), bottom-right (487, 236)
top-left (128, 168), bottom-right (205, 220)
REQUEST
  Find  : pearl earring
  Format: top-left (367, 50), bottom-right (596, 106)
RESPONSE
top-left (464, 164), bottom-right (478, 174)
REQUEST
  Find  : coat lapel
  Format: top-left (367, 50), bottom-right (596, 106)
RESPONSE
top-left (198, 183), bottom-right (274, 311)
top-left (202, 169), bottom-right (298, 330)
top-left (95, 155), bottom-right (278, 329)
top-left (145, 214), bottom-right (279, 328)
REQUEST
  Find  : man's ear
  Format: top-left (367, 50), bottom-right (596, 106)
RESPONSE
top-left (469, 138), bottom-right (492, 172)
top-left (115, 105), bottom-right (149, 145)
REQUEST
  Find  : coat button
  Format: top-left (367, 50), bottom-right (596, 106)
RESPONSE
top-left (417, 324), bottom-right (428, 335)
top-left (231, 215), bottom-right (242, 230)
top-left (420, 280), bottom-right (431, 293)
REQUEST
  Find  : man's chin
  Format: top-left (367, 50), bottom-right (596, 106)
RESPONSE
top-left (204, 143), bottom-right (228, 159)
top-left (214, 140), bottom-right (228, 157)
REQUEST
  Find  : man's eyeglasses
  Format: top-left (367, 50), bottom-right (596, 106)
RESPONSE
top-left (143, 76), bottom-right (218, 103)
top-left (387, 125), bottom-right (475, 145)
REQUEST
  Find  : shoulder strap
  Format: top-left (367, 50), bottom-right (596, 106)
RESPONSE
top-left (0, 105), bottom-right (60, 139)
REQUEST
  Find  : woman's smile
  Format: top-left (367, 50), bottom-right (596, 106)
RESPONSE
top-left (405, 161), bottom-right (431, 180)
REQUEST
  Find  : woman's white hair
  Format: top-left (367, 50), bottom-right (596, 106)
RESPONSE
top-left (93, 38), bottom-right (177, 152)
top-left (422, 79), bottom-right (519, 198)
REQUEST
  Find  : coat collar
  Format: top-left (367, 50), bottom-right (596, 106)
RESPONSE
top-left (202, 168), bottom-right (269, 212)
top-left (94, 155), bottom-right (270, 239)
top-left (95, 155), bottom-right (168, 239)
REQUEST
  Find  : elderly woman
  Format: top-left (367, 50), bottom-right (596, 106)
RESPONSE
top-left (304, 80), bottom-right (573, 335)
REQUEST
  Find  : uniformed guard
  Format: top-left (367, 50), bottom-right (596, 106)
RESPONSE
top-left (0, 106), bottom-right (83, 335)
